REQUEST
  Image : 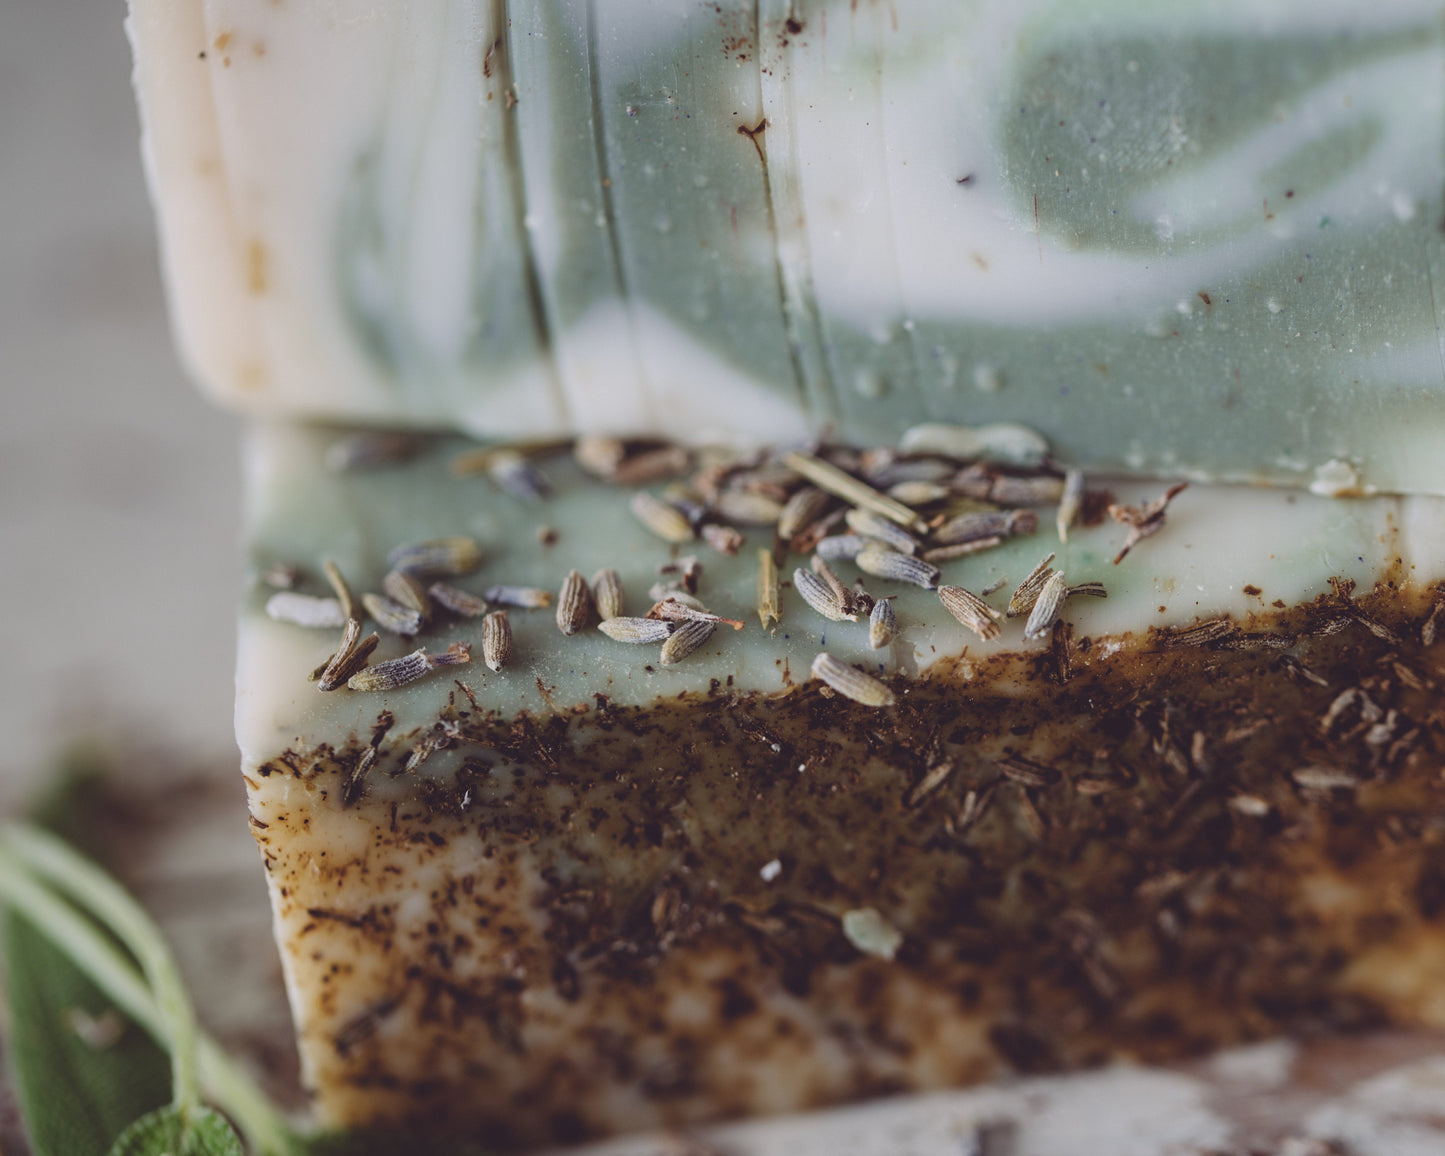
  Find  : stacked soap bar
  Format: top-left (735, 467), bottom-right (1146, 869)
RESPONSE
top-left (125, 0), bottom-right (1445, 1150)
top-left (128, 0), bottom-right (1445, 493)
top-left (241, 424), bottom-right (1445, 1150)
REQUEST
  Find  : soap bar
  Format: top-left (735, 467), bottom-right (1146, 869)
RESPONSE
top-left (129, 1), bottom-right (1445, 493)
top-left (240, 423), bottom-right (1445, 1149)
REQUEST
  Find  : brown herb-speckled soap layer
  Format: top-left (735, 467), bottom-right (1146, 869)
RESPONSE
top-left (247, 587), bottom-right (1445, 1150)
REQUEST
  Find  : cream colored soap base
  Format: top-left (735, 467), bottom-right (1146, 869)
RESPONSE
top-left (240, 426), bottom-right (1445, 1150)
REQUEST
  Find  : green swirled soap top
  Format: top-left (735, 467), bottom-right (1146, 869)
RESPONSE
top-left (129, 0), bottom-right (1445, 492)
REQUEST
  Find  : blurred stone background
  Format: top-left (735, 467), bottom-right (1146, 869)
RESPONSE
top-left (0, 1), bottom-right (240, 806)
top-left (0, 5), bottom-right (298, 1145)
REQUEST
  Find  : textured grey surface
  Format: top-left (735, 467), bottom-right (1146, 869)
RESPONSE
top-left (0, 1), bottom-right (241, 806)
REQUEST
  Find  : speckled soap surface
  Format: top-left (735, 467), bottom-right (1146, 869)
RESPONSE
top-left (238, 423), bottom-right (1445, 1149)
top-left (131, 0), bottom-right (1445, 492)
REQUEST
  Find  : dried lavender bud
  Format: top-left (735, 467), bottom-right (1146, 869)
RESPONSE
top-left (810, 653), bottom-right (895, 707)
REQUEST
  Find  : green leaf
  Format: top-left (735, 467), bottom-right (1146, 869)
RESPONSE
top-left (2, 905), bottom-right (171, 1156)
top-left (106, 1105), bottom-right (244, 1156)
top-left (2, 752), bottom-right (175, 1155)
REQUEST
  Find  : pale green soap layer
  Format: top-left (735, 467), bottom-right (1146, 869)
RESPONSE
top-left (507, 1), bottom-right (641, 420)
top-left (898, 16), bottom-right (1445, 485)
top-left (330, 3), bottom-right (558, 421)
top-left (133, 2), bottom-right (1445, 491)
top-left (593, 3), bottom-right (799, 393)
top-left (327, 1), bottom-right (1444, 488)
top-left (237, 422), bottom-right (1444, 770)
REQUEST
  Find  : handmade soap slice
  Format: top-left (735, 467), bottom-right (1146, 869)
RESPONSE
top-left (129, 0), bottom-right (1445, 493)
top-left (240, 423), bottom-right (1445, 1151)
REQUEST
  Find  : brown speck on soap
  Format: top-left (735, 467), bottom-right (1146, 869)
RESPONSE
top-left (246, 239), bottom-right (268, 294)
top-left (737, 118), bottom-right (768, 166)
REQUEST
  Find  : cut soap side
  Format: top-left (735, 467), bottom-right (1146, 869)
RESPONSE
top-left (129, 0), bottom-right (1445, 492)
top-left (240, 424), bottom-right (1445, 1150)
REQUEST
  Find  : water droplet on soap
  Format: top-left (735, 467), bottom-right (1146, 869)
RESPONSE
top-left (693, 174), bottom-right (710, 189)
top-left (972, 364), bottom-right (1003, 393)
top-left (1266, 297), bottom-right (1282, 314)
top-left (1310, 459), bottom-right (1362, 497)
top-left (934, 350), bottom-right (959, 389)
top-left (853, 369), bottom-right (887, 399)
top-left (654, 215), bottom-right (673, 234)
